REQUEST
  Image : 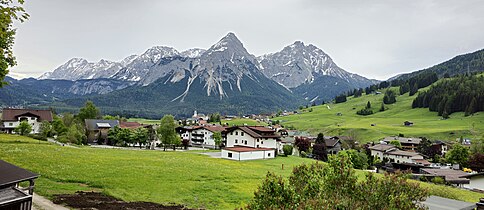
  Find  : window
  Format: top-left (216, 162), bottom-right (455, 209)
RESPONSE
top-left (231, 132), bottom-right (233, 135)
top-left (235, 131), bottom-right (238, 135)
top-left (244, 140), bottom-right (247, 145)
top-left (228, 153), bottom-right (232, 158)
top-left (257, 139), bottom-right (259, 142)
top-left (268, 153), bottom-right (271, 157)
top-left (261, 141), bottom-right (263, 144)
top-left (235, 139), bottom-right (238, 143)
top-left (241, 132), bottom-right (244, 136)
top-left (257, 145), bottom-right (259, 148)
top-left (30, 117), bottom-right (35, 120)
top-left (9, 123), bottom-right (13, 126)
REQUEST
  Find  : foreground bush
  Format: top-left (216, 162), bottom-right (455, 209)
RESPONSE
top-left (247, 155), bottom-right (428, 210)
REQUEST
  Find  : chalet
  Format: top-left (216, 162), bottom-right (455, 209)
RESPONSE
top-left (461, 173), bottom-right (484, 191)
top-left (176, 125), bottom-right (226, 148)
top-left (221, 126), bottom-right (280, 160)
top-left (383, 136), bottom-right (422, 151)
top-left (369, 144), bottom-right (430, 166)
top-left (0, 160), bottom-right (39, 210)
top-left (0, 108), bottom-right (53, 134)
top-left (325, 137), bottom-right (342, 154)
top-left (85, 119), bottom-right (119, 144)
top-left (431, 140), bottom-right (448, 156)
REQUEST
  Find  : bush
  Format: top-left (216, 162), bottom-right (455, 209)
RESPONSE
top-left (282, 145), bottom-right (293, 156)
top-left (247, 155), bottom-right (428, 209)
top-left (28, 134), bottom-right (48, 141)
top-left (300, 151), bottom-right (307, 158)
top-left (356, 108), bottom-right (373, 116)
top-left (431, 177), bottom-right (445, 185)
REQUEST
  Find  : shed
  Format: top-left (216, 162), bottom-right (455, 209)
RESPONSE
top-left (0, 160), bottom-right (39, 210)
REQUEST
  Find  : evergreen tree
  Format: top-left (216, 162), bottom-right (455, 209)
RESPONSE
top-left (409, 83), bottom-right (419, 96)
top-left (366, 101), bottom-right (371, 109)
top-left (379, 103), bottom-right (385, 112)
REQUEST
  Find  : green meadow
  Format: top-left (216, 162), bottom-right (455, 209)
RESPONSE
top-left (275, 87), bottom-right (484, 143)
top-left (0, 134), bottom-right (482, 209)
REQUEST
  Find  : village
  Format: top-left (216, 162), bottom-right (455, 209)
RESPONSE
top-left (1, 107), bottom-right (483, 203)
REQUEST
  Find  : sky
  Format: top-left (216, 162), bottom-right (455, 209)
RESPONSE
top-left (8, 0), bottom-right (484, 80)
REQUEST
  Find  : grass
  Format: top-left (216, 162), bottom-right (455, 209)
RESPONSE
top-left (1, 134), bottom-right (481, 209)
top-left (275, 87), bottom-right (484, 143)
top-left (0, 134), bottom-right (313, 209)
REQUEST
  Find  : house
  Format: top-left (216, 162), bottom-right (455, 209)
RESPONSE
top-left (176, 125), bottom-right (226, 148)
top-left (431, 140), bottom-right (448, 156)
top-left (461, 173), bottom-right (484, 191)
top-left (0, 108), bottom-right (53, 134)
top-left (85, 119), bottom-right (119, 144)
top-left (420, 168), bottom-right (470, 186)
top-left (0, 160), bottom-right (39, 210)
top-left (383, 136), bottom-right (422, 151)
top-left (325, 137), bottom-right (342, 154)
top-left (221, 126), bottom-right (280, 160)
top-left (369, 144), bottom-right (430, 166)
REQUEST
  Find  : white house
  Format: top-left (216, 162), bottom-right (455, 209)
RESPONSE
top-left (369, 144), bottom-right (430, 166)
top-left (461, 173), bottom-right (484, 191)
top-left (176, 125), bottom-right (226, 148)
top-left (0, 108), bottom-right (53, 134)
top-left (221, 126), bottom-right (280, 160)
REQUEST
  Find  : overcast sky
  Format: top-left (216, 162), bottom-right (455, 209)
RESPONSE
top-left (9, 0), bottom-right (484, 80)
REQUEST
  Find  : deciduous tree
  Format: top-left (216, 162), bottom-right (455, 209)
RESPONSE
top-left (213, 131), bottom-right (222, 149)
top-left (77, 101), bottom-right (100, 123)
top-left (158, 115), bottom-right (178, 151)
top-left (15, 121), bottom-right (31, 135)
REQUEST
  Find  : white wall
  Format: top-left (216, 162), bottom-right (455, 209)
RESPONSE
top-left (226, 128), bottom-right (277, 149)
top-left (3, 116), bottom-right (41, 134)
top-left (221, 149), bottom-right (275, 161)
top-left (463, 176), bottom-right (484, 191)
top-left (371, 150), bottom-right (384, 160)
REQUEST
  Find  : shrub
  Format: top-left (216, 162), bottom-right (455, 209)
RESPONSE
top-left (300, 151), bottom-right (307, 158)
top-left (431, 177), bottom-right (445, 185)
top-left (27, 134), bottom-right (48, 141)
top-left (356, 108), bottom-right (373, 116)
top-left (282, 145), bottom-right (293, 156)
top-left (246, 155), bottom-right (428, 209)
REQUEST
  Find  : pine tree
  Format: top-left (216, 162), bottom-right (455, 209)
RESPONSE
top-left (380, 103), bottom-right (385, 112)
top-left (366, 101), bottom-right (371, 109)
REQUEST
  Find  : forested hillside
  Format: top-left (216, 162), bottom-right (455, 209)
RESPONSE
top-left (412, 74), bottom-right (484, 116)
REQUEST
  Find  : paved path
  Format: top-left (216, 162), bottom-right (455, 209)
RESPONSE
top-left (47, 138), bottom-right (78, 148)
top-left (32, 193), bottom-right (69, 210)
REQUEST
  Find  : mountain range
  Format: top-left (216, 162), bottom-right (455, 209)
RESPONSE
top-left (3, 33), bottom-right (378, 117)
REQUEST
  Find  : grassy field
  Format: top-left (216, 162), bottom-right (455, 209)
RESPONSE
top-left (127, 118), bottom-right (161, 125)
top-left (275, 87), bottom-right (484, 143)
top-left (221, 118), bottom-right (268, 126)
top-left (1, 134), bottom-right (482, 209)
top-left (0, 134), bottom-right (313, 209)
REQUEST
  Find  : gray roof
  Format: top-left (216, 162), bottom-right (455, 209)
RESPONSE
top-left (85, 119), bottom-right (119, 131)
top-left (369, 144), bottom-right (396, 152)
top-left (421, 196), bottom-right (476, 210)
top-left (383, 136), bottom-right (422, 144)
top-left (0, 160), bottom-right (38, 188)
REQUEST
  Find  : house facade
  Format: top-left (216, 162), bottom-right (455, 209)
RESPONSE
top-left (370, 144), bottom-right (430, 166)
top-left (0, 108), bottom-right (53, 134)
top-left (221, 126), bottom-right (280, 160)
top-left (461, 173), bottom-right (484, 191)
top-left (176, 125), bottom-right (226, 148)
top-left (85, 119), bottom-right (119, 144)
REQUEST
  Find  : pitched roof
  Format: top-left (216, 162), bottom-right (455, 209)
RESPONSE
top-left (325, 139), bottom-right (340, 147)
top-left (203, 126), bottom-right (226, 133)
top-left (422, 195), bottom-right (476, 210)
top-left (85, 119), bottom-right (119, 131)
top-left (1, 108), bottom-right (53, 122)
top-left (387, 150), bottom-right (421, 157)
top-left (369, 144), bottom-right (396, 152)
top-left (383, 136), bottom-right (422, 144)
top-left (119, 121), bottom-right (143, 129)
top-left (223, 146), bottom-right (275, 152)
top-left (421, 168), bottom-right (470, 184)
top-left (0, 160), bottom-right (39, 188)
top-left (459, 172), bottom-right (484, 179)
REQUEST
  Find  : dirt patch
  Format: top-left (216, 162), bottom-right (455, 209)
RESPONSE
top-left (53, 191), bottom-right (194, 210)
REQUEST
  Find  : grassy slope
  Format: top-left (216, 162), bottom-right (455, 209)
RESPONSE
top-left (0, 134), bottom-right (481, 208)
top-left (127, 118), bottom-right (160, 125)
top-left (275, 87), bottom-right (484, 143)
